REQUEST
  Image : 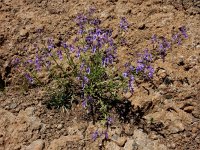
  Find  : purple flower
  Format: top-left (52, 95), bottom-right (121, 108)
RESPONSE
top-left (90, 18), bottom-right (101, 26)
top-left (86, 67), bottom-right (91, 74)
top-left (162, 38), bottom-right (171, 49)
top-left (24, 73), bottom-right (34, 84)
top-left (147, 66), bottom-right (154, 78)
top-left (46, 61), bottom-right (51, 69)
top-left (84, 76), bottom-right (89, 83)
top-left (130, 75), bottom-right (134, 82)
top-left (80, 62), bottom-right (85, 70)
top-left (73, 37), bottom-right (79, 43)
top-left (106, 117), bottom-right (112, 125)
top-left (143, 49), bottom-right (152, 62)
top-left (92, 130), bottom-right (99, 141)
top-left (123, 72), bottom-right (128, 78)
top-left (129, 86), bottom-right (134, 94)
top-left (105, 57), bottom-right (109, 64)
top-left (152, 34), bottom-right (157, 43)
top-left (12, 58), bottom-right (20, 64)
top-left (92, 45), bottom-right (97, 53)
top-left (129, 66), bottom-right (134, 71)
top-left (88, 7), bottom-right (96, 15)
top-left (179, 26), bottom-right (188, 38)
top-left (104, 131), bottom-right (108, 140)
top-left (75, 14), bottom-right (88, 26)
top-left (69, 45), bottom-right (75, 52)
top-left (109, 39), bottom-right (114, 46)
top-left (177, 38), bottom-right (182, 45)
top-left (82, 76), bottom-right (89, 89)
top-left (82, 99), bottom-right (87, 108)
top-left (27, 59), bottom-right (33, 64)
top-left (120, 17), bottom-right (129, 31)
top-left (136, 63), bottom-right (144, 73)
top-left (83, 45), bottom-right (89, 52)
top-left (96, 28), bottom-right (102, 36)
top-left (102, 57), bottom-right (110, 66)
top-left (85, 35), bottom-right (93, 45)
top-left (12, 58), bottom-right (20, 68)
top-left (76, 49), bottom-right (81, 58)
top-left (88, 96), bottom-right (94, 103)
top-left (172, 34), bottom-right (178, 41)
top-left (62, 42), bottom-right (68, 49)
top-left (158, 39), bottom-right (169, 61)
top-left (57, 50), bottom-right (63, 60)
top-left (129, 75), bottom-right (134, 93)
top-left (78, 27), bottom-right (85, 35)
top-left (124, 62), bottom-right (129, 68)
top-left (47, 38), bottom-right (54, 50)
top-left (35, 56), bottom-right (41, 71)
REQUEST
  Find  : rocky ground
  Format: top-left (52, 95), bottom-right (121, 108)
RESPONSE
top-left (0, 0), bottom-right (200, 150)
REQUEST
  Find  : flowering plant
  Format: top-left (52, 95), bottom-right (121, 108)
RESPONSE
top-left (12, 8), bottom-right (188, 141)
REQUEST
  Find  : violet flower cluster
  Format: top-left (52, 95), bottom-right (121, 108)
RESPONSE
top-left (152, 26), bottom-right (188, 62)
top-left (12, 8), bottom-right (189, 142)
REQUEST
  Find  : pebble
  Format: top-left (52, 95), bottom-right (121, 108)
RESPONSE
top-left (192, 127), bottom-right (198, 133)
top-left (124, 124), bottom-right (134, 136)
top-left (157, 69), bottom-right (167, 79)
top-left (14, 145), bottom-right (21, 150)
top-left (167, 142), bottom-right (176, 149)
top-left (26, 139), bottom-right (44, 150)
top-left (138, 23), bottom-right (146, 30)
top-left (19, 29), bottom-right (29, 38)
top-left (183, 106), bottom-right (194, 113)
top-left (0, 137), bottom-right (3, 145)
top-left (111, 135), bottom-right (127, 147)
top-left (195, 136), bottom-right (200, 144)
top-left (10, 103), bottom-right (17, 109)
top-left (149, 133), bottom-right (158, 140)
top-left (177, 56), bottom-right (185, 66)
top-left (198, 123), bottom-right (200, 130)
top-left (57, 124), bottom-right (63, 130)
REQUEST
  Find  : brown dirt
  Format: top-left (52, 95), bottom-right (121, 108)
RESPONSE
top-left (0, 0), bottom-right (200, 150)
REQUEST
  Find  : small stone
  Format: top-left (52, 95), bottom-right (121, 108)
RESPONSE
top-left (192, 127), bottom-right (198, 133)
top-left (170, 121), bottom-right (185, 133)
top-left (0, 137), bottom-right (3, 145)
top-left (167, 142), bottom-right (176, 149)
top-left (195, 136), bottom-right (200, 144)
top-left (124, 139), bottom-right (137, 150)
top-left (183, 106), bottom-right (194, 113)
top-left (177, 56), bottom-right (185, 66)
top-left (47, 135), bottom-right (83, 149)
top-left (111, 135), bottom-right (127, 147)
top-left (45, 124), bottom-right (50, 129)
top-left (192, 110), bottom-right (200, 118)
top-left (105, 142), bottom-right (121, 150)
top-left (123, 124), bottom-right (134, 136)
top-left (57, 124), bottom-right (63, 130)
top-left (25, 139), bottom-right (44, 150)
top-left (14, 145), bottom-right (21, 150)
top-left (123, 92), bottom-right (132, 99)
top-left (138, 23), bottom-right (146, 30)
top-left (165, 94), bottom-right (173, 99)
top-left (157, 69), bottom-right (167, 79)
top-left (149, 133), bottom-right (158, 140)
top-left (188, 55), bottom-right (198, 66)
top-left (20, 29), bottom-right (29, 38)
top-left (198, 123), bottom-right (200, 130)
top-left (10, 103), bottom-right (17, 109)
